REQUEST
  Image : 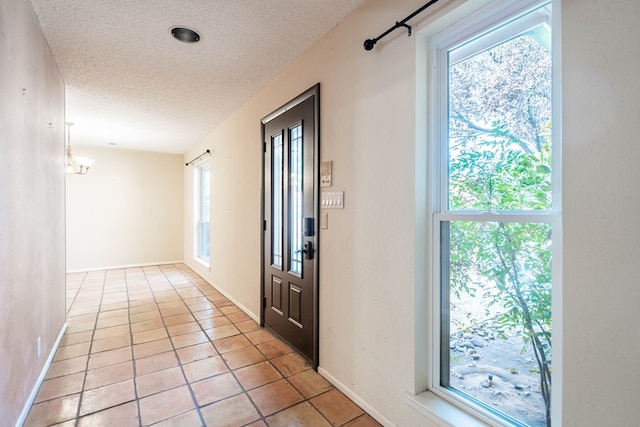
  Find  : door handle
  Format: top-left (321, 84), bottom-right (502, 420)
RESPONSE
top-left (298, 241), bottom-right (314, 260)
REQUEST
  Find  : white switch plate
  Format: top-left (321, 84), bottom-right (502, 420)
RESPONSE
top-left (321, 213), bottom-right (328, 229)
top-left (321, 191), bottom-right (344, 209)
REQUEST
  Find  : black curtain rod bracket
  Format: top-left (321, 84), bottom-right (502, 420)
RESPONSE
top-left (185, 149), bottom-right (211, 166)
top-left (364, 0), bottom-right (441, 51)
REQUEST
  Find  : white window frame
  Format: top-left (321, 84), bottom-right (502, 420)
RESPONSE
top-left (194, 160), bottom-right (211, 267)
top-left (406, 1), bottom-right (562, 426)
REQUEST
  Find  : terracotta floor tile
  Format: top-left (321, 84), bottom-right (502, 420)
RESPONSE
top-left (96, 315), bottom-right (129, 329)
top-left (183, 356), bottom-right (228, 383)
top-left (271, 352), bottom-right (311, 377)
top-left (133, 338), bottom-right (173, 359)
top-left (245, 329), bottom-right (276, 346)
top-left (84, 360), bottom-right (134, 390)
top-left (160, 306), bottom-right (190, 317)
top-left (198, 315), bottom-right (231, 330)
top-left (343, 414), bottom-right (383, 426)
top-left (256, 340), bottom-right (293, 360)
top-left (79, 379), bottom-right (136, 416)
top-left (248, 379), bottom-right (304, 416)
top-left (130, 318), bottom-right (165, 333)
top-left (205, 324), bottom-right (241, 341)
top-left (163, 313), bottom-right (196, 326)
top-left (77, 401), bottom-right (138, 427)
top-left (60, 330), bottom-right (93, 346)
top-left (100, 301), bottom-right (130, 312)
top-left (135, 350), bottom-right (179, 376)
top-left (311, 389), bottom-right (364, 426)
top-left (191, 372), bottom-right (243, 406)
top-left (129, 302), bottom-right (158, 315)
top-left (220, 306), bottom-right (240, 315)
top-left (151, 410), bottom-right (203, 427)
top-left (136, 365), bottom-right (186, 397)
top-left (265, 401), bottom-right (332, 426)
top-left (132, 327), bottom-right (168, 344)
top-left (176, 342), bottom-right (217, 364)
top-left (244, 421), bottom-right (267, 427)
top-left (235, 319), bottom-right (261, 333)
top-left (93, 324), bottom-right (130, 341)
top-left (35, 372), bottom-right (85, 403)
top-left (167, 321), bottom-right (202, 337)
top-left (88, 346), bottom-right (132, 370)
top-left (91, 335), bottom-right (131, 353)
top-left (138, 385), bottom-right (195, 425)
top-left (193, 308), bottom-right (223, 320)
top-left (130, 310), bottom-right (162, 323)
top-left (46, 355), bottom-right (88, 379)
top-left (97, 308), bottom-right (129, 319)
top-left (222, 346), bottom-right (266, 370)
top-left (24, 393), bottom-right (80, 426)
top-left (288, 369), bottom-right (334, 399)
top-left (185, 301), bottom-right (215, 312)
top-left (171, 330), bottom-right (209, 348)
top-left (213, 334), bottom-right (252, 354)
top-left (200, 393), bottom-right (260, 427)
top-left (66, 321), bottom-right (96, 334)
top-left (66, 313), bottom-right (97, 325)
top-left (54, 341), bottom-right (91, 361)
top-left (226, 311), bottom-right (252, 323)
top-left (234, 361), bottom-right (282, 390)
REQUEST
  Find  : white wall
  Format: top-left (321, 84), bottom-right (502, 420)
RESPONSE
top-left (183, 0), bottom-right (640, 425)
top-left (562, 0), bottom-right (640, 425)
top-left (67, 147), bottom-right (184, 271)
top-left (0, 0), bottom-right (66, 424)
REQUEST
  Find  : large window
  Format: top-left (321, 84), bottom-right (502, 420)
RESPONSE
top-left (195, 162), bottom-right (210, 264)
top-left (430, 1), bottom-right (558, 426)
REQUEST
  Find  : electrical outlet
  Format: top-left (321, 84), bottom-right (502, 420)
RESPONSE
top-left (36, 337), bottom-right (41, 358)
top-left (143, 250), bottom-right (149, 258)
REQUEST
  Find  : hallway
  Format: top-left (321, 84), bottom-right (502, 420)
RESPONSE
top-left (24, 264), bottom-right (380, 426)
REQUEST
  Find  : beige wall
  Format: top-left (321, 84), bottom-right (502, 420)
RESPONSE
top-left (562, 0), bottom-right (640, 425)
top-left (0, 0), bottom-right (66, 424)
top-left (66, 147), bottom-right (184, 271)
top-left (183, 0), bottom-right (640, 425)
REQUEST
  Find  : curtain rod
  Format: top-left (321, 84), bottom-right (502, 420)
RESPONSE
top-left (363, 0), bottom-right (441, 51)
top-left (185, 149), bottom-right (210, 166)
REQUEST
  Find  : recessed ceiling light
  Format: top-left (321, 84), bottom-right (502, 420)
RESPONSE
top-left (171, 27), bottom-right (200, 43)
top-left (106, 142), bottom-right (118, 146)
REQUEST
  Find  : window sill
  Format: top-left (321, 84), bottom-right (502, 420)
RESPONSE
top-left (193, 257), bottom-right (210, 270)
top-left (404, 391), bottom-right (489, 427)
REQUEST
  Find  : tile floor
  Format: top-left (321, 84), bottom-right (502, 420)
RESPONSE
top-left (24, 264), bottom-right (381, 427)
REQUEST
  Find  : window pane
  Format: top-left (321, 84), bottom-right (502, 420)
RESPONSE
top-left (448, 19), bottom-right (552, 211)
top-left (272, 134), bottom-right (283, 268)
top-left (199, 221), bottom-right (210, 259)
top-left (200, 167), bottom-right (210, 218)
top-left (441, 220), bottom-right (552, 427)
top-left (289, 124), bottom-right (303, 275)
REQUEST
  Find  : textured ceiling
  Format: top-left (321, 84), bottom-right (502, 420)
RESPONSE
top-left (30, 0), bottom-right (366, 153)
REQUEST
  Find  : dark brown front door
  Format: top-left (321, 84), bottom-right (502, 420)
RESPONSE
top-left (261, 85), bottom-right (319, 367)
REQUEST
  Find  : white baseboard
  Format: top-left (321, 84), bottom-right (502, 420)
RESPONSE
top-left (318, 367), bottom-right (396, 427)
top-left (66, 260), bottom-right (184, 274)
top-left (15, 322), bottom-right (68, 427)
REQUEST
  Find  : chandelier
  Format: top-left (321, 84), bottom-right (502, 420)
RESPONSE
top-left (64, 122), bottom-right (94, 175)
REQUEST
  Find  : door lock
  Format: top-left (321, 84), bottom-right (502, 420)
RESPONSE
top-left (299, 241), bottom-right (314, 260)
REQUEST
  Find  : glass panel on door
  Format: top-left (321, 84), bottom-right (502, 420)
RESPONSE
top-left (272, 134), bottom-right (283, 269)
top-left (289, 124), bottom-right (303, 275)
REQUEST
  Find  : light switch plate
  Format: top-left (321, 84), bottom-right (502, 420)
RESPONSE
top-left (321, 191), bottom-right (344, 209)
top-left (321, 213), bottom-right (328, 229)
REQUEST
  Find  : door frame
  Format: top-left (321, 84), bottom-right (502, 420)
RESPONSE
top-left (260, 83), bottom-right (320, 368)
